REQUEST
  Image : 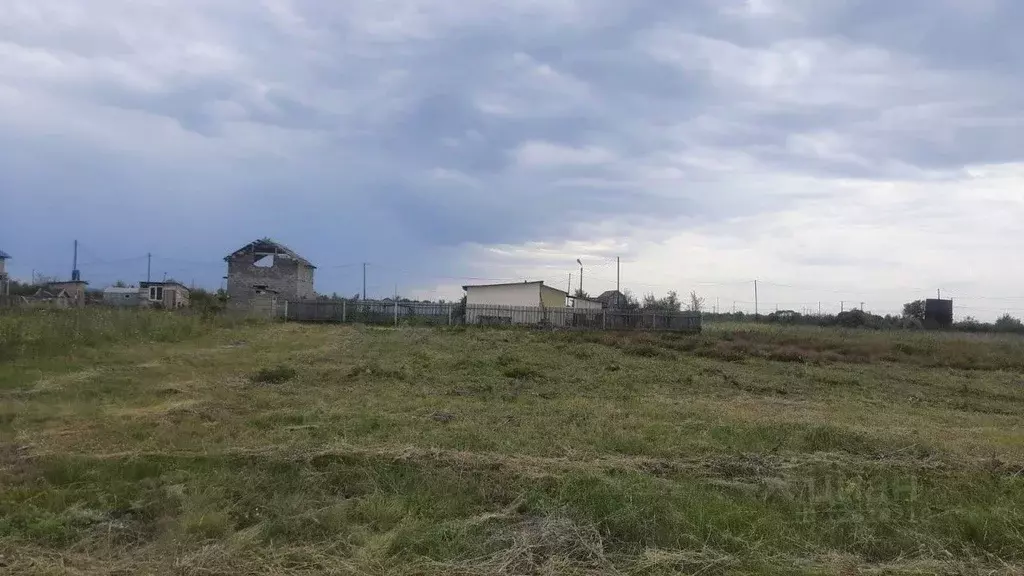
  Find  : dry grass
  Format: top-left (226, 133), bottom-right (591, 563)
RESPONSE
top-left (3, 318), bottom-right (1024, 574)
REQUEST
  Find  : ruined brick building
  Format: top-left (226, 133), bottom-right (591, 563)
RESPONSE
top-left (224, 239), bottom-right (315, 313)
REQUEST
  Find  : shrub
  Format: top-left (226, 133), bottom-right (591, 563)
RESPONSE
top-left (250, 365), bottom-right (297, 384)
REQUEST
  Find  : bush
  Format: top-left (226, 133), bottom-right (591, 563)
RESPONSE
top-left (250, 365), bottom-right (298, 384)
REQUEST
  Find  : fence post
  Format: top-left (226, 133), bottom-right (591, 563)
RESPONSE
top-left (603, 310), bottom-right (607, 330)
top-left (342, 299), bottom-right (347, 323)
top-left (448, 304), bottom-right (452, 325)
top-left (394, 299), bottom-right (398, 326)
top-left (283, 300), bottom-right (288, 320)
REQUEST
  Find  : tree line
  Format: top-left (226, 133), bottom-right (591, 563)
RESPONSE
top-left (699, 299), bottom-right (1024, 334)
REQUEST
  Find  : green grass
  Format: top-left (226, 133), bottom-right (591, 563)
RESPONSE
top-left (0, 308), bottom-right (257, 361)
top-left (2, 314), bottom-right (1024, 574)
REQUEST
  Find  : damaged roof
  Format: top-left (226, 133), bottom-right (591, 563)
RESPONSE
top-left (0, 250), bottom-right (10, 260)
top-left (224, 238), bottom-right (316, 268)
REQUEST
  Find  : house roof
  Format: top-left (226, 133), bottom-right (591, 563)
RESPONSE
top-left (140, 281), bottom-right (190, 291)
top-left (462, 280), bottom-right (568, 295)
top-left (225, 238), bottom-right (315, 268)
top-left (0, 250), bottom-right (10, 260)
top-left (568, 294), bottom-right (603, 304)
top-left (48, 280), bottom-right (89, 286)
top-left (104, 287), bottom-right (138, 294)
top-left (597, 290), bottom-right (624, 300)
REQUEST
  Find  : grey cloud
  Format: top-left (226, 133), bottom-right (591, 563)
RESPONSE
top-left (0, 0), bottom-right (1022, 295)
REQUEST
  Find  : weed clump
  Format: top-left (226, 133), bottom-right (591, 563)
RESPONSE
top-left (250, 365), bottom-right (297, 385)
top-left (502, 365), bottom-right (545, 380)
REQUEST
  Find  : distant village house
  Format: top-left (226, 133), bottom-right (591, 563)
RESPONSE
top-left (463, 281), bottom-right (569, 325)
top-left (102, 282), bottom-right (190, 308)
top-left (225, 239), bottom-right (315, 315)
top-left (596, 290), bottom-right (628, 310)
top-left (141, 282), bottom-right (190, 308)
top-left (46, 280), bottom-right (88, 308)
top-left (103, 286), bottom-right (141, 307)
top-left (31, 285), bottom-right (73, 308)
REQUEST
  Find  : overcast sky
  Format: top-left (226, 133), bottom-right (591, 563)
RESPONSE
top-left (1, 0), bottom-right (1022, 318)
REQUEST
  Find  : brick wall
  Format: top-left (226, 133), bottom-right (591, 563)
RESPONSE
top-left (226, 256), bottom-right (315, 310)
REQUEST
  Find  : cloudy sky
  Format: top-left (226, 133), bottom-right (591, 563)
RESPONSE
top-left (1, 0), bottom-right (1023, 318)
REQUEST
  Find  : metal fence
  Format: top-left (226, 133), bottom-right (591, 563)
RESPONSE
top-left (466, 304), bottom-right (701, 331)
top-left (286, 300), bottom-right (701, 332)
top-left (286, 300), bottom-right (454, 325)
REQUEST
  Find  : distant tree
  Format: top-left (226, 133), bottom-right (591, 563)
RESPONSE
top-left (7, 279), bottom-right (38, 296)
top-left (621, 289), bottom-right (641, 311)
top-left (902, 300), bottom-right (926, 321)
top-left (994, 314), bottom-right (1024, 333)
top-left (453, 294), bottom-right (467, 323)
top-left (687, 291), bottom-right (705, 313)
top-left (113, 280), bottom-right (129, 288)
top-left (190, 287), bottom-right (225, 315)
top-left (642, 292), bottom-right (657, 310)
top-left (954, 316), bottom-right (984, 332)
top-left (666, 291), bottom-right (681, 312)
top-left (767, 310), bottom-right (801, 325)
top-left (642, 291), bottom-right (681, 312)
top-left (573, 288), bottom-right (590, 299)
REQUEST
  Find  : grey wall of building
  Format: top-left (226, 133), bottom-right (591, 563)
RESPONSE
top-left (104, 291), bottom-right (141, 307)
top-left (226, 257), bottom-right (315, 309)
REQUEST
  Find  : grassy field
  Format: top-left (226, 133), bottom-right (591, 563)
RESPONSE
top-left (3, 313), bottom-right (1024, 574)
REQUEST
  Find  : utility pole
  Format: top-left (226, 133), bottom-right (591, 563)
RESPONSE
top-left (72, 240), bottom-right (80, 281)
top-left (841, 301), bottom-right (845, 313)
top-left (754, 279), bottom-right (759, 319)
top-left (163, 272), bottom-right (168, 282)
top-left (577, 259), bottom-right (583, 295)
top-left (818, 302), bottom-right (821, 316)
top-left (716, 297), bottom-right (720, 315)
top-left (567, 273), bottom-right (572, 294)
top-left (937, 289), bottom-right (941, 300)
top-left (147, 253), bottom-right (152, 283)
top-left (860, 302), bottom-right (865, 312)
top-left (362, 263), bottom-right (367, 300)
top-left (616, 257), bottom-right (620, 295)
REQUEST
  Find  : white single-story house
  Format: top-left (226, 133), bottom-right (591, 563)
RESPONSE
top-left (568, 295), bottom-right (604, 311)
top-left (463, 281), bottom-right (568, 325)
